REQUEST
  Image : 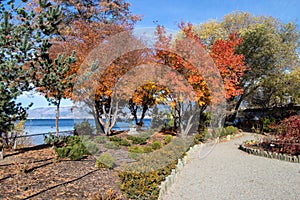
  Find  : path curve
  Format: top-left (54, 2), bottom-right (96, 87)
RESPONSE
top-left (162, 133), bottom-right (300, 200)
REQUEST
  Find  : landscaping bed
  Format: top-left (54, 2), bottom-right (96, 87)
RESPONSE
top-left (0, 146), bottom-right (124, 200)
top-left (240, 115), bottom-right (300, 163)
top-left (0, 129), bottom-right (182, 200)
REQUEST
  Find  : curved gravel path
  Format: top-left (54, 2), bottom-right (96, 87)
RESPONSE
top-left (162, 133), bottom-right (300, 200)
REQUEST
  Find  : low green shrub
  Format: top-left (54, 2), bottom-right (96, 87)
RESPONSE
top-left (213, 127), bottom-right (225, 137)
top-left (84, 140), bottom-right (99, 155)
top-left (119, 137), bottom-right (193, 199)
top-left (151, 141), bottom-right (162, 150)
top-left (128, 146), bottom-right (144, 153)
top-left (224, 126), bottom-right (238, 135)
top-left (54, 146), bottom-right (71, 158)
top-left (212, 126), bottom-right (238, 138)
top-left (118, 139), bottom-right (131, 147)
top-left (96, 153), bottom-right (114, 169)
top-left (68, 144), bottom-right (89, 160)
top-left (54, 136), bottom-right (92, 160)
top-left (143, 146), bottom-right (153, 153)
top-left (193, 129), bottom-right (208, 143)
top-left (109, 136), bottom-right (123, 142)
top-left (164, 135), bottom-right (173, 144)
top-left (127, 135), bottom-right (147, 145)
top-left (109, 136), bottom-right (131, 146)
top-left (44, 133), bottom-right (64, 146)
top-left (104, 141), bottom-right (120, 150)
top-left (128, 146), bottom-right (144, 160)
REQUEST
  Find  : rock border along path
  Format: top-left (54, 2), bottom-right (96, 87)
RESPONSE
top-left (161, 133), bottom-right (300, 200)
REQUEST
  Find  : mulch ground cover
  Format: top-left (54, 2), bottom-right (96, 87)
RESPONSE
top-left (0, 145), bottom-right (125, 200)
top-left (0, 131), bottom-right (182, 199)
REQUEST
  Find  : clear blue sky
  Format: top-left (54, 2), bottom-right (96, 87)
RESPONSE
top-left (18, 0), bottom-right (300, 109)
top-left (130, 0), bottom-right (300, 30)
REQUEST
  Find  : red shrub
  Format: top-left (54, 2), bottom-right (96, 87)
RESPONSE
top-left (271, 115), bottom-right (300, 140)
top-left (267, 115), bottom-right (300, 155)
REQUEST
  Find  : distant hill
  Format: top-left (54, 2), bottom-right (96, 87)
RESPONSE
top-left (27, 106), bottom-right (93, 119)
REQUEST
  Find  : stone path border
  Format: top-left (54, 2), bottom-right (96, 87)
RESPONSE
top-left (239, 144), bottom-right (300, 163)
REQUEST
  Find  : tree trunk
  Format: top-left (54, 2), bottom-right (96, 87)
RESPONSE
top-left (55, 100), bottom-right (60, 137)
top-left (137, 104), bottom-right (148, 127)
top-left (0, 149), bottom-right (3, 160)
top-left (0, 137), bottom-right (3, 160)
top-left (93, 104), bottom-right (105, 134)
top-left (197, 105), bottom-right (207, 132)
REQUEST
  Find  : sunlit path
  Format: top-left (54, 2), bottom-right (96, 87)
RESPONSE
top-left (162, 133), bottom-right (300, 200)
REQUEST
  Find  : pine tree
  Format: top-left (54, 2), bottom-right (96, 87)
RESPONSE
top-left (0, 0), bottom-right (73, 149)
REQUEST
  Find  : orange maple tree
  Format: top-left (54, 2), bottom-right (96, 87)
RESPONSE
top-left (153, 23), bottom-right (246, 130)
top-left (45, 0), bottom-right (141, 135)
top-left (210, 33), bottom-right (246, 100)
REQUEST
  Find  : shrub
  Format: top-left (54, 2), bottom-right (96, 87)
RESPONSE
top-left (54, 136), bottom-right (92, 160)
top-left (119, 138), bottom-right (192, 199)
top-left (74, 120), bottom-right (94, 135)
top-left (128, 146), bottom-right (144, 160)
top-left (126, 135), bottom-right (147, 145)
top-left (128, 146), bottom-right (144, 153)
top-left (14, 120), bottom-right (31, 146)
top-left (211, 126), bottom-right (238, 138)
top-left (91, 188), bottom-right (122, 200)
top-left (96, 153), bottom-right (114, 169)
top-left (267, 115), bottom-right (300, 155)
top-left (2, 120), bottom-right (30, 148)
top-left (193, 129), bottom-right (208, 143)
top-left (271, 115), bottom-right (300, 139)
top-left (224, 126), bottom-right (238, 135)
top-left (68, 143), bottom-right (89, 160)
top-left (54, 146), bottom-right (71, 158)
top-left (44, 133), bottom-right (66, 146)
top-left (151, 141), bottom-right (162, 150)
top-left (164, 135), bottom-right (173, 144)
top-left (84, 140), bottom-right (99, 155)
top-left (143, 146), bottom-right (153, 153)
top-left (104, 141), bottom-right (120, 150)
top-left (109, 136), bottom-right (123, 142)
top-left (118, 139), bottom-right (131, 147)
top-left (94, 135), bottom-right (107, 144)
top-left (261, 117), bottom-right (276, 133)
top-left (209, 127), bottom-right (223, 138)
top-left (109, 136), bottom-right (131, 146)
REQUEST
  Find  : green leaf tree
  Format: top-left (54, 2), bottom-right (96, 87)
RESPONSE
top-left (194, 12), bottom-right (300, 120)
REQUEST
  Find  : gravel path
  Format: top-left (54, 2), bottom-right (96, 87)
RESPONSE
top-left (162, 133), bottom-right (300, 200)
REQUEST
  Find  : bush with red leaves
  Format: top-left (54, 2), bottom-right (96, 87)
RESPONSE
top-left (267, 115), bottom-right (300, 156)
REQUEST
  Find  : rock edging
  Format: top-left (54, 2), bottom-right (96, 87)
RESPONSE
top-left (239, 144), bottom-right (300, 163)
top-left (158, 143), bottom-right (202, 200)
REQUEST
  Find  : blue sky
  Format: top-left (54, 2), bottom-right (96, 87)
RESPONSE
top-left (130, 0), bottom-right (300, 29)
top-left (17, 0), bottom-right (300, 109)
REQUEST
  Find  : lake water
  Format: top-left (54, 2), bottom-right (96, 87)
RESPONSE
top-left (24, 119), bottom-right (152, 145)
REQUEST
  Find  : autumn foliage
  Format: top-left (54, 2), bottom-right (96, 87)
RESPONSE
top-left (210, 33), bottom-right (246, 99)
